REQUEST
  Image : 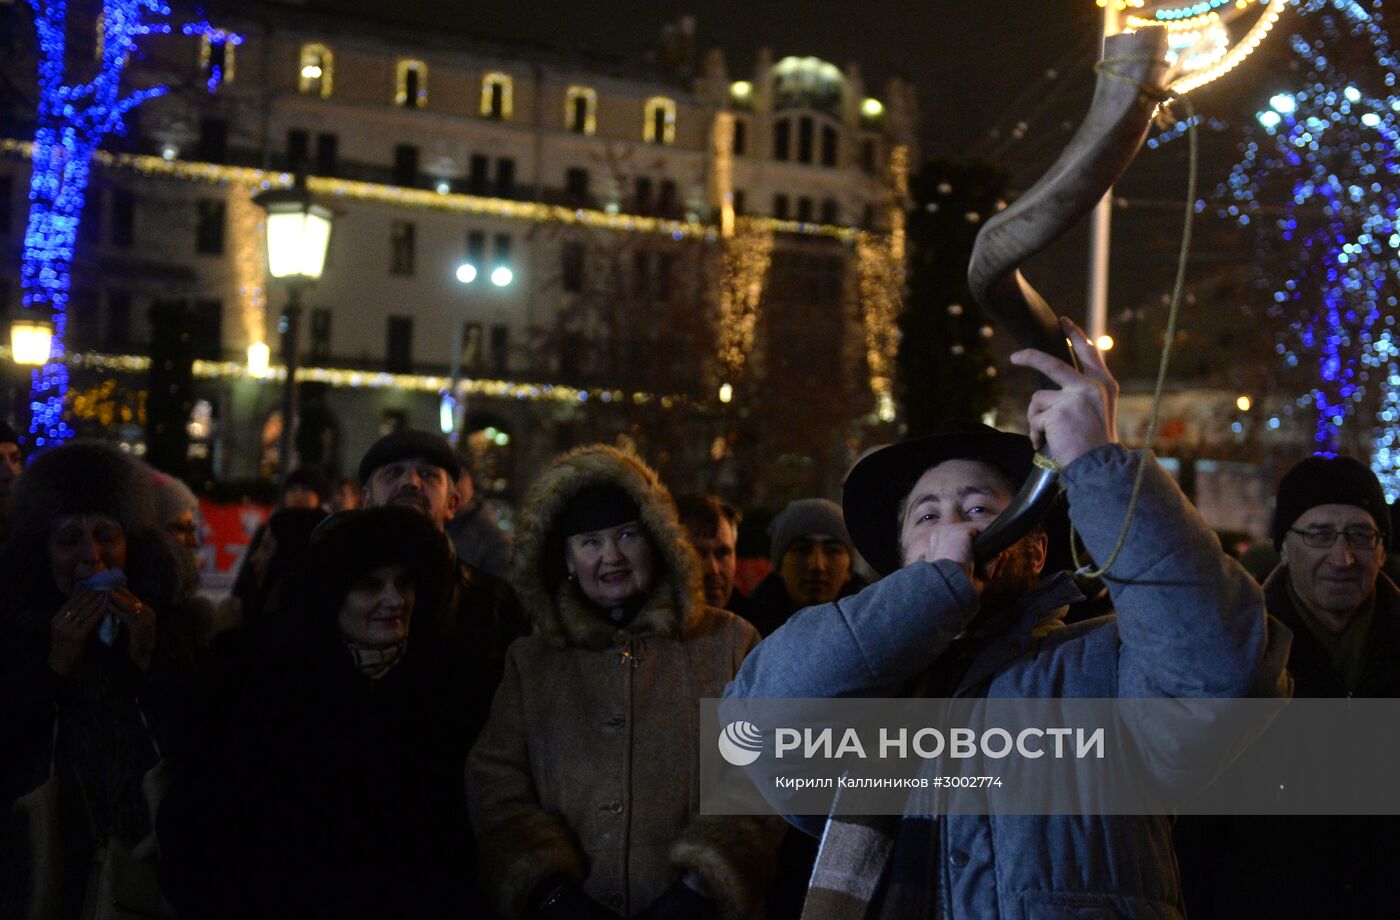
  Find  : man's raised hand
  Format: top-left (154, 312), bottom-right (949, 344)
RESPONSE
top-left (1008, 316), bottom-right (1119, 468)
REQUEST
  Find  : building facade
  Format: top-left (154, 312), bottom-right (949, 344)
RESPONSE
top-left (0, 2), bottom-right (916, 505)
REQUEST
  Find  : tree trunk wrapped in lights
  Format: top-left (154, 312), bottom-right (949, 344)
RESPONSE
top-left (20, 0), bottom-right (169, 449)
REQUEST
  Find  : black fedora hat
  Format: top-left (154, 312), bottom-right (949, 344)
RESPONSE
top-left (842, 422), bottom-right (1035, 576)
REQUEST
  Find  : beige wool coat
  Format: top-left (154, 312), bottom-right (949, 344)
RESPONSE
top-left (466, 445), bottom-right (778, 920)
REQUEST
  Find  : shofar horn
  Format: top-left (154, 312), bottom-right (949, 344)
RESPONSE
top-left (967, 27), bottom-right (1169, 563)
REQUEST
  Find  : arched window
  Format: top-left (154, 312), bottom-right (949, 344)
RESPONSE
top-left (198, 30), bottom-right (240, 92)
top-left (565, 86), bottom-right (597, 135)
top-left (396, 59), bottom-right (428, 108)
top-left (299, 43), bottom-right (332, 97)
top-left (482, 72), bottom-right (513, 119)
top-left (644, 97), bottom-right (676, 145)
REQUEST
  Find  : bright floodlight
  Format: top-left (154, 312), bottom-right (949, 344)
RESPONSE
top-left (10, 318), bottom-right (53, 366)
top-left (247, 341), bottom-right (271, 378)
top-left (490, 266), bottom-right (514, 287)
top-left (456, 263), bottom-right (478, 284)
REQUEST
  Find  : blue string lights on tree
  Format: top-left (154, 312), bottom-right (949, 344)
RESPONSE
top-left (1224, 0), bottom-right (1400, 500)
top-left (21, 0), bottom-right (169, 450)
top-left (181, 20), bottom-right (244, 93)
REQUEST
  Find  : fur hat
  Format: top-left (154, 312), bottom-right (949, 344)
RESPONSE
top-left (9, 441), bottom-right (160, 549)
top-left (1271, 455), bottom-right (1391, 550)
top-left (305, 507), bottom-right (453, 619)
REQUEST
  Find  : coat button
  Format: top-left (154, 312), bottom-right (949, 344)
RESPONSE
top-left (605, 714), bottom-right (625, 728)
top-left (601, 801), bottom-right (623, 815)
top-left (950, 850), bottom-right (969, 868)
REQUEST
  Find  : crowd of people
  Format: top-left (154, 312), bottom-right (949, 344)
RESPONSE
top-left (0, 316), bottom-right (1396, 918)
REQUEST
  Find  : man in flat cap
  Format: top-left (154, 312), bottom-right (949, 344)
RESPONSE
top-left (725, 318), bottom-right (1291, 919)
top-left (360, 429), bottom-right (524, 738)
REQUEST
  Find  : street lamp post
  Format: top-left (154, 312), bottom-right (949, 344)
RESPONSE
top-left (444, 261), bottom-right (513, 442)
top-left (254, 177), bottom-right (333, 483)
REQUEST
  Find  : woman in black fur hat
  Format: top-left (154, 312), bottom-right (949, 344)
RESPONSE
top-left (0, 441), bottom-right (200, 919)
top-left (160, 506), bottom-right (485, 918)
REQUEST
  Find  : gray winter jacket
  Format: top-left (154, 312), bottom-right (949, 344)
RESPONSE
top-left (724, 444), bottom-right (1293, 919)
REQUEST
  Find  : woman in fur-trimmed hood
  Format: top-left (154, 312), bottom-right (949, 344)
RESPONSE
top-left (467, 444), bottom-right (779, 920)
top-left (0, 441), bottom-right (200, 919)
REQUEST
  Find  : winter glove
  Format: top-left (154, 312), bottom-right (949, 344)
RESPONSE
top-left (633, 876), bottom-right (716, 920)
top-left (533, 879), bottom-right (622, 920)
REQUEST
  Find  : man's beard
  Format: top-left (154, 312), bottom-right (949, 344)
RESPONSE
top-left (977, 535), bottom-right (1044, 615)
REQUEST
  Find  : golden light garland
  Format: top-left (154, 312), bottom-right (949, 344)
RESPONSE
top-left (228, 182), bottom-right (267, 354)
top-left (856, 144), bottom-right (908, 423)
top-left (1167, 0), bottom-right (1282, 94)
top-left (717, 219), bottom-right (775, 380)
top-left (21, 347), bottom-right (685, 407)
top-left (3, 141), bottom-right (864, 244)
top-left (712, 111), bottom-right (736, 239)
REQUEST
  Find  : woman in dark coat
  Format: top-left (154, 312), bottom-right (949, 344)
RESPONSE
top-left (161, 506), bottom-right (483, 918)
top-left (0, 442), bottom-right (200, 919)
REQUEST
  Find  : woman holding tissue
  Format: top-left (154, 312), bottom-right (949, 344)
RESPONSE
top-left (0, 441), bottom-right (198, 919)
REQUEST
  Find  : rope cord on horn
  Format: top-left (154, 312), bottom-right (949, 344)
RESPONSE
top-left (1068, 59), bottom-right (1197, 581)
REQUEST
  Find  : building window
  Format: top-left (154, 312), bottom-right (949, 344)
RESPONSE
top-left (820, 125), bottom-right (838, 167)
top-left (797, 197), bottom-right (813, 223)
top-left (562, 241), bottom-right (585, 293)
top-left (196, 117), bottom-right (227, 163)
top-left (315, 133), bottom-right (338, 177)
top-left (658, 179), bottom-right (678, 217)
top-left (495, 158), bottom-right (515, 197)
top-left (299, 43), bottom-right (332, 97)
top-left (860, 138), bottom-right (878, 175)
top-left (468, 155), bottom-right (489, 194)
top-left (390, 221), bottom-right (416, 275)
top-left (393, 144), bottom-right (419, 187)
top-left (310, 308), bottom-right (332, 360)
top-left (797, 116), bottom-right (814, 164)
top-left (656, 253), bottom-right (675, 302)
top-left (396, 59), bottom-right (428, 108)
top-left (732, 189), bottom-right (746, 216)
top-left (493, 234), bottom-right (512, 269)
top-left (565, 167), bottom-right (590, 203)
top-left (0, 175), bottom-right (10, 236)
top-left (466, 230), bottom-right (487, 269)
top-left (733, 118), bottom-right (748, 156)
top-left (460, 322), bottom-right (483, 372)
top-left (481, 72), bottom-right (512, 119)
top-left (111, 188), bottom-right (134, 248)
top-left (635, 177), bottom-right (654, 215)
top-left (773, 194), bottom-right (789, 220)
top-left (644, 97), bottom-right (676, 145)
top-left (286, 129), bottom-right (309, 171)
top-left (566, 86), bottom-right (596, 134)
top-left (774, 119), bottom-right (791, 161)
top-left (489, 324), bottom-right (509, 375)
top-left (199, 32), bottom-right (235, 89)
top-left (106, 290), bottom-right (133, 348)
top-left (191, 299), bottom-right (223, 359)
top-left (820, 198), bottom-right (839, 225)
top-left (386, 316), bottom-right (413, 372)
top-left (196, 199), bottom-right (225, 255)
